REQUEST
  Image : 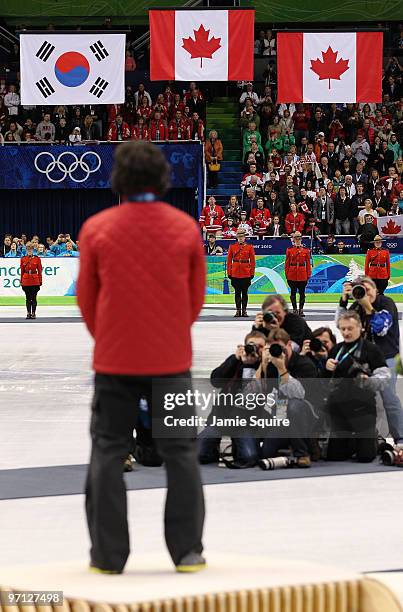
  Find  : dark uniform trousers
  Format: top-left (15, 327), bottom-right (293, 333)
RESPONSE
top-left (86, 371), bottom-right (205, 572)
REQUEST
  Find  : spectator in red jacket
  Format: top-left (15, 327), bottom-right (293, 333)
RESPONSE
top-left (199, 196), bottom-right (225, 235)
top-left (77, 141), bottom-right (206, 575)
top-left (168, 110), bottom-right (190, 140)
top-left (131, 117), bottom-right (149, 141)
top-left (249, 197), bottom-right (271, 237)
top-left (107, 114), bottom-right (130, 141)
top-left (136, 97), bottom-right (152, 124)
top-left (169, 93), bottom-right (185, 120)
top-left (149, 111), bottom-right (167, 141)
top-left (285, 203), bottom-right (306, 235)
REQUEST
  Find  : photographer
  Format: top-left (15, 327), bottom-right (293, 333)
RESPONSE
top-left (252, 294), bottom-right (313, 349)
top-left (326, 311), bottom-right (390, 462)
top-left (336, 277), bottom-right (403, 446)
top-left (254, 328), bottom-right (319, 467)
top-left (300, 327), bottom-right (337, 372)
top-left (198, 331), bottom-right (266, 466)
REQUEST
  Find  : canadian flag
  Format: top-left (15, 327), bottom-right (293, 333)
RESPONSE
top-left (378, 215), bottom-right (403, 238)
top-left (277, 32), bottom-right (383, 103)
top-left (149, 9), bottom-right (254, 81)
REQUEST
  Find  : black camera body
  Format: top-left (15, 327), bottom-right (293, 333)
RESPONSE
top-left (269, 343), bottom-right (284, 358)
top-left (263, 311), bottom-right (277, 324)
top-left (347, 360), bottom-right (372, 379)
top-left (245, 342), bottom-right (259, 356)
top-left (310, 337), bottom-right (324, 353)
top-left (352, 284), bottom-right (366, 300)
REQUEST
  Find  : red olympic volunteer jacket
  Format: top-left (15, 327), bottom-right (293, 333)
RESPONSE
top-left (20, 255), bottom-right (42, 286)
top-left (77, 201), bottom-right (206, 375)
top-left (365, 248), bottom-right (390, 279)
top-left (227, 243), bottom-right (256, 279)
top-left (285, 246), bottom-right (311, 282)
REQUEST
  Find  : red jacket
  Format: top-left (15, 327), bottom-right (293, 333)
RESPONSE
top-left (149, 120), bottom-right (167, 141)
top-left (365, 248), bottom-right (390, 279)
top-left (199, 204), bottom-right (225, 232)
top-left (168, 119), bottom-right (191, 140)
top-left (285, 212), bottom-right (305, 234)
top-left (107, 121), bottom-right (130, 141)
top-left (249, 208), bottom-right (271, 236)
top-left (20, 255), bottom-right (42, 286)
top-left (227, 243), bottom-right (256, 278)
top-left (77, 201), bottom-right (206, 375)
top-left (131, 125), bottom-right (150, 140)
top-left (285, 246), bottom-right (311, 281)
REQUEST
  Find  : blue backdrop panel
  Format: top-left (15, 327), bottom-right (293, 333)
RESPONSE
top-left (214, 236), bottom-right (403, 254)
top-left (0, 142), bottom-right (204, 193)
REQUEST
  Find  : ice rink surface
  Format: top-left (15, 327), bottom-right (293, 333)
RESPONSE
top-left (0, 304), bottom-right (402, 580)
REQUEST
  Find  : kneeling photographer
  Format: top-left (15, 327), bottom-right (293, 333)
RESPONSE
top-left (300, 327), bottom-right (337, 373)
top-left (325, 311), bottom-right (390, 463)
top-left (253, 294), bottom-right (313, 350)
top-left (253, 328), bottom-right (319, 468)
top-left (337, 277), bottom-right (403, 447)
top-left (198, 331), bottom-right (266, 466)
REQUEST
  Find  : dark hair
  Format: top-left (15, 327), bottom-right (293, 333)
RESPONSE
top-left (244, 331), bottom-right (266, 344)
top-left (261, 294), bottom-right (289, 312)
top-left (313, 326), bottom-right (336, 345)
top-left (111, 141), bottom-right (171, 197)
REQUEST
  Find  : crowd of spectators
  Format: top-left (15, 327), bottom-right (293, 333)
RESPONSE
top-left (1, 233), bottom-right (79, 257)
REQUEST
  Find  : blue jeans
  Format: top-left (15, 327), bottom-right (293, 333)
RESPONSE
top-left (381, 358), bottom-right (403, 442)
top-left (198, 428), bottom-right (259, 464)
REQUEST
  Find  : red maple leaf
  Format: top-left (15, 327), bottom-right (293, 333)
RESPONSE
top-left (381, 219), bottom-right (401, 234)
top-left (310, 46), bottom-right (349, 90)
top-left (182, 24), bottom-right (221, 68)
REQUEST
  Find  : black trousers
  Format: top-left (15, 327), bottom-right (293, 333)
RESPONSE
top-left (22, 285), bottom-right (40, 314)
top-left (287, 280), bottom-right (307, 310)
top-left (373, 278), bottom-right (388, 295)
top-left (86, 371), bottom-right (205, 571)
top-left (231, 277), bottom-right (251, 311)
top-left (327, 400), bottom-right (377, 463)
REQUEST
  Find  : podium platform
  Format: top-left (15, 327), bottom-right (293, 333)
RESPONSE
top-left (0, 554), bottom-right (402, 612)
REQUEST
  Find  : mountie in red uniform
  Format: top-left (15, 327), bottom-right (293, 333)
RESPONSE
top-left (168, 119), bottom-right (191, 140)
top-left (285, 245), bottom-right (311, 281)
top-left (227, 243), bottom-right (256, 279)
top-left (199, 204), bottom-right (225, 233)
top-left (20, 255), bottom-right (42, 286)
top-left (149, 119), bottom-right (167, 141)
top-left (365, 248), bottom-right (390, 279)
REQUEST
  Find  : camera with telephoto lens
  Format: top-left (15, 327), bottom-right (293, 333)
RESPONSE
top-left (269, 343), bottom-right (284, 358)
top-left (352, 284), bottom-right (366, 300)
top-left (310, 337), bottom-right (324, 353)
top-left (245, 342), bottom-right (259, 357)
top-left (258, 456), bottom-right (297, 470)
top-left (381, 444), bottom-right (403, 467)
top-left (263, 311), bottom-right (277, 324)
top-left (346, 360), bottom-right (372, 379)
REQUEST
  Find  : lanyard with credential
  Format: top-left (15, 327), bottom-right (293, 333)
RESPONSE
top-left (335, 342), bottom-right (359, 366)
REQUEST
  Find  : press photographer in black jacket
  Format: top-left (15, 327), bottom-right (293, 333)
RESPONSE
top-left (252, 294), bottom-right (313, 349)
top-left (325, 311), bottom-right (390, 462)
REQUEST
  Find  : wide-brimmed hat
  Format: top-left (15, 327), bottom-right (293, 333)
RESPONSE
top-left (294, 231), bottom-right (302, 238)
top-left (236, 227), bottom-right (247, 235)
top-left (373, 235), bottom-right (385, 242)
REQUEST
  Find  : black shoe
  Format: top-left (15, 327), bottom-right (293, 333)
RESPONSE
top-left (299, 309), bottom-right (305, 317)
top-left (26, 314), bottom-right (31, 319)
top-left (241, 310), bottom-right (248, 317)
top-left (176, 552), bottom-right (206, 573)
top-left (31, 313), bottom-right (36, 319)
top-left (89, 563), bottom-right (123, 575)
top-left (292, 309), bottom-right (298, 315)
top-left (234, 310), bottom-right (241, 317)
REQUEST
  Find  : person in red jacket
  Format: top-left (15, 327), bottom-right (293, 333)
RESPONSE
top-left (249, 197), bottom-right (271, 237)
top-left (107, 114), bottom-right (130, 141)
top-left (20, 242), bottom-right (42, 319)
top-left (77, 141), bottom-right (206, 575)
top-left (168, 110), bottom-right (191, 140)
top-left (199, 196), bottom-right (225, 235)
top-left (227, 227), bottom-right (256, 317)
top-left (285, 231), bottom-right (311, 316)
top-left (131, 117), bottom-right (149, 141)
top-left (365, 235), bottom-right (390, 295)
top-left (149, 111), bottom-right (167, 141)
top-left (285, 203), bottom-right (306, 235)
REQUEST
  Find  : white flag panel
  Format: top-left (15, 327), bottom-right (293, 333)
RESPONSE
top-left (20, 34), bottom-right (125, 105)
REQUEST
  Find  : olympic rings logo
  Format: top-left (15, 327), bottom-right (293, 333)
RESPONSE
top-left (34, 151), bottom-right (102, 183)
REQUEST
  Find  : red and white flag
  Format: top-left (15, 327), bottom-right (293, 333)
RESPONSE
top-left (378, 215), bottom-right (403, 238)
top-left (277, 32), bottom-right (382, 103)
top-left (149, 9), bottom-right (254, 81)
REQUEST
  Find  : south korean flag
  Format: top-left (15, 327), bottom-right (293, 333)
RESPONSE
top-left (20, 34), bottom-right (125, 105)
